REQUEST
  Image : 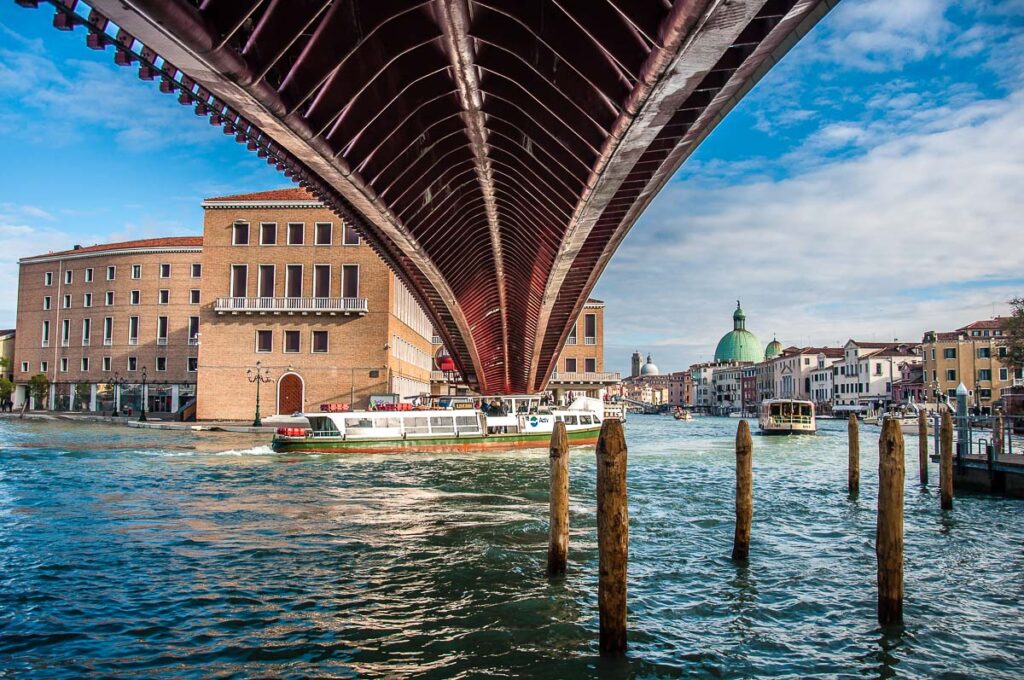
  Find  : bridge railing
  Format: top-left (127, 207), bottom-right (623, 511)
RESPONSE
top-left (548, 371), bottom-right (620, 384)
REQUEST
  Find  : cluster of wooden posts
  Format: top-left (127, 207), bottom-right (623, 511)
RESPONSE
top-left (546, 410), bottom-right (962, 656)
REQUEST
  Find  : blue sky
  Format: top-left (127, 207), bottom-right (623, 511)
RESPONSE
top-left (1, 1), bottom-right (1022, 376)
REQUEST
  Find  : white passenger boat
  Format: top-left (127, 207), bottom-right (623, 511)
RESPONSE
top-left (272, 396), bottom-right (606, 453)
top-left (864, 406), bottom-right (930, 436)
top-left (759, 399), bottom-right (816, 435)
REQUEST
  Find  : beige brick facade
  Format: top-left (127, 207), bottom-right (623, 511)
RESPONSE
top-left (14, 239), bottom-right (202, 412)
top-left (922, 318), bottom-right (1022, 409)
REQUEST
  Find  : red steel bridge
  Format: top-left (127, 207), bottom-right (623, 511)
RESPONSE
top-left (20, 0), bottom-right (837, 394)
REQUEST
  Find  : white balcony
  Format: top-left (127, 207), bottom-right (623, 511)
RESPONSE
top-left (548, 371), bottom-right (620, 385)
top-left (188, 337), bottom-right (200, 346)
top-left (215, 296), bottom-right (369, 315)
top-left (565, 336), bottom-right (577, 345)
top-left (82, 339), bottom-right (90, 347)
top-left (157, 337), bottom-right (168, 346)
top-left (584, 337), bottom-right (597, 345)
top-left (432, 335), bottom-right (444, 345)
top-left (128, 337), bottom-right (138, 345)
top-left (61, 339), bottom-right (70, 347)
top-left (103, 338), bottom-right (112, 346)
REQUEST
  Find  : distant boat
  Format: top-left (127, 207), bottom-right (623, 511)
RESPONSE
top-left (673, 408), bottom-right (693, 421)
top-left (759, 399), bottom-right (816, 435)
top-left (728, 411), bottom-right (743, 418)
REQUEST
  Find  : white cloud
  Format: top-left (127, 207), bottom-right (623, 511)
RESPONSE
top-left (595, 89), bottom-right (1024, 373)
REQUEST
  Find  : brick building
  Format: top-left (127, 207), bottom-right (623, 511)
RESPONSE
top-left (14, 238), bottom-right (203, 411)
top-left (922, 318), bottom-right (1023, 412)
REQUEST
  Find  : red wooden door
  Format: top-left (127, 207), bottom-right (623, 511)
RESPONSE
top-left (278, 374), bottom-right (303, 414)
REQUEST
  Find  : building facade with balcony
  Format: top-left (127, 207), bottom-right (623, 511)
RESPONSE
top-left (14, 238), bottom-right (203, 412)
top-left (197, 189), bottom-right (433, 419)
top-left (832, 340), bottom-right (921, 412)
top-left (921, 318), bottom-right (1022, 412)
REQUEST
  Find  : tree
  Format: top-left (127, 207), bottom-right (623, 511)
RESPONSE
top-left (75, 383), bottom-right (91, 410)
top-left (1006, 297), bottom-right (1024, 374)
top-left (28, 373), bottom-right (49, 410)
top-left (0, 377), bottom-right (12, 402)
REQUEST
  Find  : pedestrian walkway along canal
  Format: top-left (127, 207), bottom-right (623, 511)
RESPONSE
top-left (1, 416), bottom-right (1022, 677)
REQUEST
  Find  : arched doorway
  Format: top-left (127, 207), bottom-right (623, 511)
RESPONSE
top-left (277, 373), bottom-right (304, 415)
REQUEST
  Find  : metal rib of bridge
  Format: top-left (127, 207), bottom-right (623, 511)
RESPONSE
top-left (24, 0), bottom-right (837, 394)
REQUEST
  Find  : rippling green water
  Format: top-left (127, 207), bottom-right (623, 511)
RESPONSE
top-left (2, 415), bottom-right (1023, 677)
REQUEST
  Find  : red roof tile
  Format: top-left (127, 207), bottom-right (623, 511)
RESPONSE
top-left (204, 187), bottom-right (318, 202)
top-left (22, 236), bottom-right (203, 260)
top-left (957, 318), bottom-right (1008, 331)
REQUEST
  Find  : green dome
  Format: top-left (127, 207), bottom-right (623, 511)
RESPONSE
top-left (714, 300), bottom-right (765, 363)
top-left (765, 337), bottom-right (783, 359)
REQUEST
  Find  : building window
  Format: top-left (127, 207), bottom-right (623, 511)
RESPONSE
top-left (999, 346), bottom-right (1008, 358)
top-left (312, 330), bottom-right (328, 353)
top-left (128, 356), bottom-right (137, 371)
top-left (287, 222), bottom-right (304, 245)
top-left (83, 293), bottom-right (92, 308)
top-left (286, 264), bottom-right (303, 297)
top-left (156, 357), bottom-right (167, 372)
top-left (874, 363), bottom-right (882, 376)
top-left (565, 358), bottom-right (577, 372)
top-left (84, 267), bottom-right (94, 282)
top-left (585, 358), bottom-right (597, 372)
top-left (20, 361), bottom-right (28, 373)
top-left (129, 316), bottom-right (139, 345)
top-left (341, 264), bottom-right (359, 297)
top-left (131, 264), bottom-right (141, 279)
top-left (81, 357), bottom-right (89, 372)
top-left (62, 294), bottom-right (71, 309)
top-left (584, 314), bottom-right (597, 344)
top-left (946, 369), bottom-right (956, 381)
top-left (943, 348), bottom-right (956, 359)
top-left (1000, 368), bottom-right (1009, 381)
top-left (43, 296), bottom-right (51, 310)
top-left (130, 290), bottom-right (141, 305)
top-left (106, 266), bottom-right (116, 281)
top-left (314, 264), bottom-right (330, 298)
top-left (978, 347), bottom-right (991, 358)
top-left (61, 318), bottom-right (70, 346)
top-left (105, 291), bottom-right (114, 305)
top-left (159, 289), bottom-right (170, 305)
top-left (188, 316), bottom-right (200, 344)
top-left (284, 330), bottom-right (300, 353)
top-left (64, 270), bottom-right (73, 285)
top-left (41, 320), bottom-right (50, 347)
top-left (82, 318), bottom-right (91, 345)
top-left (187, 357), bottom-right (198, 372)
top-left (979, 388), bottom-right (992, 399)
top-left (258, 265), bottom-right (276, 298)
top-left (231, 265), bottom-right (248, 297)
top-left (191, 263), bottom-right (202, 278)
top-left (103, 317), bottom-right (113, 344)
top-left (160, 263), bottom-right (171, 278)
top-left (190, 289), bottom-right (201, 304)
top-left (566, 323), bottom-right (577, 345)
top-left (157, 316), bottom-right (168, 344)
top-left (44, 271), bottom-right (53, 286)
top-left (102, 357), bottom-right (111, 372)
top-left (978, 369), bottom-right (992, 381)
top-left (260, 222), bottom-right (277, 245)
top-left (40, 361), bottom-right (48, 373)
top-left (315, 222), bottom-right (332, 245)
top-left (256, 330), bottom-right (273, 353)
top-left (233, 222), bottom-right (250, 245)
top-left (60, 357), bottom-right (68, 373)
top-left (343, 222), bottom-right (360, 245)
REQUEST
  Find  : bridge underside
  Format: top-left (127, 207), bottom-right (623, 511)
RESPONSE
top-left (27, 0), bottom-right (835, 394)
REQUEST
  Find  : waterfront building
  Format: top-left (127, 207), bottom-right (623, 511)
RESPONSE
top-left (665, 371), bottom-right (694, 407)
top-left (0, 329), bottom-right (14, 381)
top-left (690, 360), bottom-right (742, 413)
top-left (921, 318), bottom-right (1022, 412)
top-left (714, 301), bottom-right (765, 364)
top-left (710, 362), bottom-right (751, 415)
top-left (810, 352), bottom-right (840, 413)
top-left (831, 340), bottom-right (921, 412)
top-left (197, 188), bottom-right (433, 420)
top-left (14, 238), bottom-right (203, 412)
top-left (616, 353), bottom-right (669, 406)
top-left (741, 366), bottom-right (757, 413)
top-left (891, 361), bottom-right (926, 404)
top-left (773, 347), bottom-right (843, 401)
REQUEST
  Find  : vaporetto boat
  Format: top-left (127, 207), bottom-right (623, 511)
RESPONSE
top-left (272, 396), bottom-right (606, 453)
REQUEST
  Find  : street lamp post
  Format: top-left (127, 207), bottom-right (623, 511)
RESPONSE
top-left (246, 361), bottom-right (273, 427)
top-left (108, 372), bottom-right (127, 417)
top-left (138, 366), bottom-right (148, 422)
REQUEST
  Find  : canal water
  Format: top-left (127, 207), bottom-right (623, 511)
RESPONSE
top-left (2, 416), bottom-right (1023, 678)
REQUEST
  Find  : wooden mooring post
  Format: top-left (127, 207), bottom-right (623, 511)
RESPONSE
top-left (596, 419), bottom-right (628, 655)
top-left (876, 418), bottom-right (905, 626)
top-left (994, 413), bottom-right (1004, 457)
top-left (547, 421), bottom-right (570, 576)
top-left (940, 409), bottom-right (954, 511)
top-left (732, 420), bottom-right (753, 561)
top-left (848, 414), bottom-right (860, 497)
top-left (918, 410), bottom-right (928, 486)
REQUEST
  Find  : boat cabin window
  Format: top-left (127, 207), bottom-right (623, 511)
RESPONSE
top-left (405, 416), bottom-right (429, 434)
top-left (579, 415), bottom-right (592, 425)
top-left (374, 416), bottom-right (401, 429)
top-left (564, 415), bottom-right (578, 425)
top-left (456, 415), bottom-right (480, 434)
top-left (800, 404), bottom-right (812, 417)
top-left (430, 416), bottom-right (455, 434)
top-left (554, 415), bottom-right (562, 422)
top-left (308, 416), bottom-right (340, 436)
top-left (345, 416), bottom-right (374, 429)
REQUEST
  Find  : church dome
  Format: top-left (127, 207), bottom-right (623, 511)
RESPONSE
top-left (714, 301), bottom-right (765, 364)
top-left (640, 353), bottom-right (659, 376)
top-left (765, 336), bottom-right (783, 359)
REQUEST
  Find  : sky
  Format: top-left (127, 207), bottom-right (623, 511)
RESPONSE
top-left (1, 1), bottom-right (1022, 377)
